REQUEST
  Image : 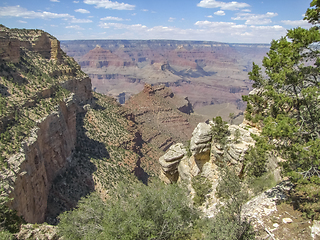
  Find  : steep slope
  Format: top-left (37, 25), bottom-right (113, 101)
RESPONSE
top-left (45, 92), bottom-right (164, 224)
top-left (0, 26), bottom-right (162, 225)
top-left (0, 25), bottom-right (92, 223)
top-left (124, 84), bottom-right (205, 153)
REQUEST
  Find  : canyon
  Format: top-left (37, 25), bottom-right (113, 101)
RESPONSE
top-left (0, 25), bottom-right (203, 225)
top-left (61, 40), bottom-right (269, 123)
top-left (1, 25), bottom-right (319, 240)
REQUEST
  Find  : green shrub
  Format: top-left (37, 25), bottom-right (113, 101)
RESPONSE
top-left (204, 167), bottom-right (255, 240)
top-left (248, 172), bottom-right (277, 195)
top-left (211, 116), bottom-right (229, 148)
top-left (0, 189), bottom-right (24, 234)
top-left (191, 174), bottom-right (212, 207)
top-left (0, 230), bottom-right (14, 240)
top-left (58, 179), bottom-right (200, 240)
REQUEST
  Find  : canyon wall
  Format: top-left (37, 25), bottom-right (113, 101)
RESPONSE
top-left (0, 25), bottom-right (62, 62)
top-left (0, 25), bottom-right (92, 223)
top-left (61, 39), bottom-right (269, 122)
top-left (4, 78), bottom-right (92, 223)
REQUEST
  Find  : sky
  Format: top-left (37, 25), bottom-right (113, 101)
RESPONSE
top-left (0, 0), bottom-right (314, 43)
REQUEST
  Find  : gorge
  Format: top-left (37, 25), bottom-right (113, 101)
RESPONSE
top-left (0, 24), bottom-right (319, 240)
top-left (61, 40), bottom-right (270, 123)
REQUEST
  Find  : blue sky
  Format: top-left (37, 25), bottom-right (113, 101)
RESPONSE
top-left (0, 0), bottom-right (313, 43)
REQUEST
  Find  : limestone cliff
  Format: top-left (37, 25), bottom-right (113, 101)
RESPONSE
top-left (0, 26), bottom-right (168, 226)
top-left (0, 25), bottom-right (92, 223)
top-left (0, 25), bottom-right (62, 63)
top-left (159, 120), bottom-right (282, 209)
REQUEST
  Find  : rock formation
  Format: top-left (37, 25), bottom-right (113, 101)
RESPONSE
top-left (159, 121), bottom-right (257, 184)
top-left (0, 26), bottom-right (92, 223)
top-left (124, 84), bottom-right (204, 154)
top-left (61, 39), bottom-right (269, 122)
top-left (158, 119), bottom-right (285, 213)
top-left (7, 89), bottom-right (91, 223)
top-left (78, 46), bottom-right (136, 68)
top-left (0, 25), bottom-right (62, 63)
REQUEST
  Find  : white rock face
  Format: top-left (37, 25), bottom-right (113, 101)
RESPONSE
top-left (159, 143), bottom-right (186, 172)
top-left (190, 122), bottom-right (212, 155)
top-left (311, 220), bottom-right (320, 239)
top-left (241, 181), bottom-right (292, 226)
top-left (159, 143), bottom-right (187, 183)
top-left (158, 121), bottom-right (281, 215)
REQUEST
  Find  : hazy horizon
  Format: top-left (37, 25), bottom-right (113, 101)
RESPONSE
top-left (0, 0), bottom-right (312, 44)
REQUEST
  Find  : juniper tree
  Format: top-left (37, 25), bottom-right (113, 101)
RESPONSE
top-left (242, 0), bottom-right (320, 219)
top-left (243, 0), bottom-right (320, 179)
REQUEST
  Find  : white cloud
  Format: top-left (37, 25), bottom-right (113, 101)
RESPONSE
top-left (50, 0), bottom-right (60, 2)
top-left (75, 8), bottom-right (90, 14)
top-left (241, 9), bottom-right (251, 12)
top-left (66, 25), bottom-right (84, 30)
top-left (168, 17), bottom-right (176, 22)
top-left (0, 5), bottom-right (73, 19)
top-left (83, 0), bottom-right (135, 10)
top-left (141, 9), bottom-right (148, 12)
top-left (99, 22), bottom-right (147, 30)
top-left (206, 15), bottom-right (213, 18)
top-left (100, 16), bottom-right (126, 21)
top-left (73, 1), bottom-right (79, 3)
top-left (70, 18), bottom-right (92, 23)
top-left (59, 19), bottom-right (286, 43)
top-left (214, 10), bottom-right (225, 16)
top-left (18, 20), bottom-right (27, 23)
top-left (232, 12), bottom-right (278, 25)
top-left (195, 20), bottom-right (236, 28)
top-left (281, 19), bottom-right (311, 28)
top-left (131, 13), bottom-right (136, 16)
top-left (193, 20), bottom-right (286, 42)
top-left (197, 0), bottom-right (250, 10)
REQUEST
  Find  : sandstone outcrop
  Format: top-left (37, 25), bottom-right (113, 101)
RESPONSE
top-left (159, 121), bottom-right (258, 184)
top-left (0, 25), bottom-right (62, 62)
top-left (16, 223), bottom-right (60, 240)
top-left (159, 143), bottom-right (186, 183)
top-left (0, 30), bottom-right (20, 63)
top-left (158, 120), bottom-right (282, 213)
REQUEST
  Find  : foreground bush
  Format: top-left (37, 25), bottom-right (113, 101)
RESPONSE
top-left (58, 179), bottom-right (199, 240)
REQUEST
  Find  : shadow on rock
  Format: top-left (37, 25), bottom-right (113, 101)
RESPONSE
top-left (45, 112), bottom-right (110, 225)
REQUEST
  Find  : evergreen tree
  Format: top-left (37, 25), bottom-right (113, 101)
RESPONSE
top-left (242, 0), bottom-right (320, 219)
top-left (242, 0), bottom-right (320, 180)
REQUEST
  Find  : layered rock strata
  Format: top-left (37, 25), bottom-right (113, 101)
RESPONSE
top-left (125, 84), bottom-right (204, 153)
top-left (4, 79), bottom-right (92, 223)
top-left (0, 25), bottom-right (62, 62)
top-left (0, 26), bottom-right (92, 223)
